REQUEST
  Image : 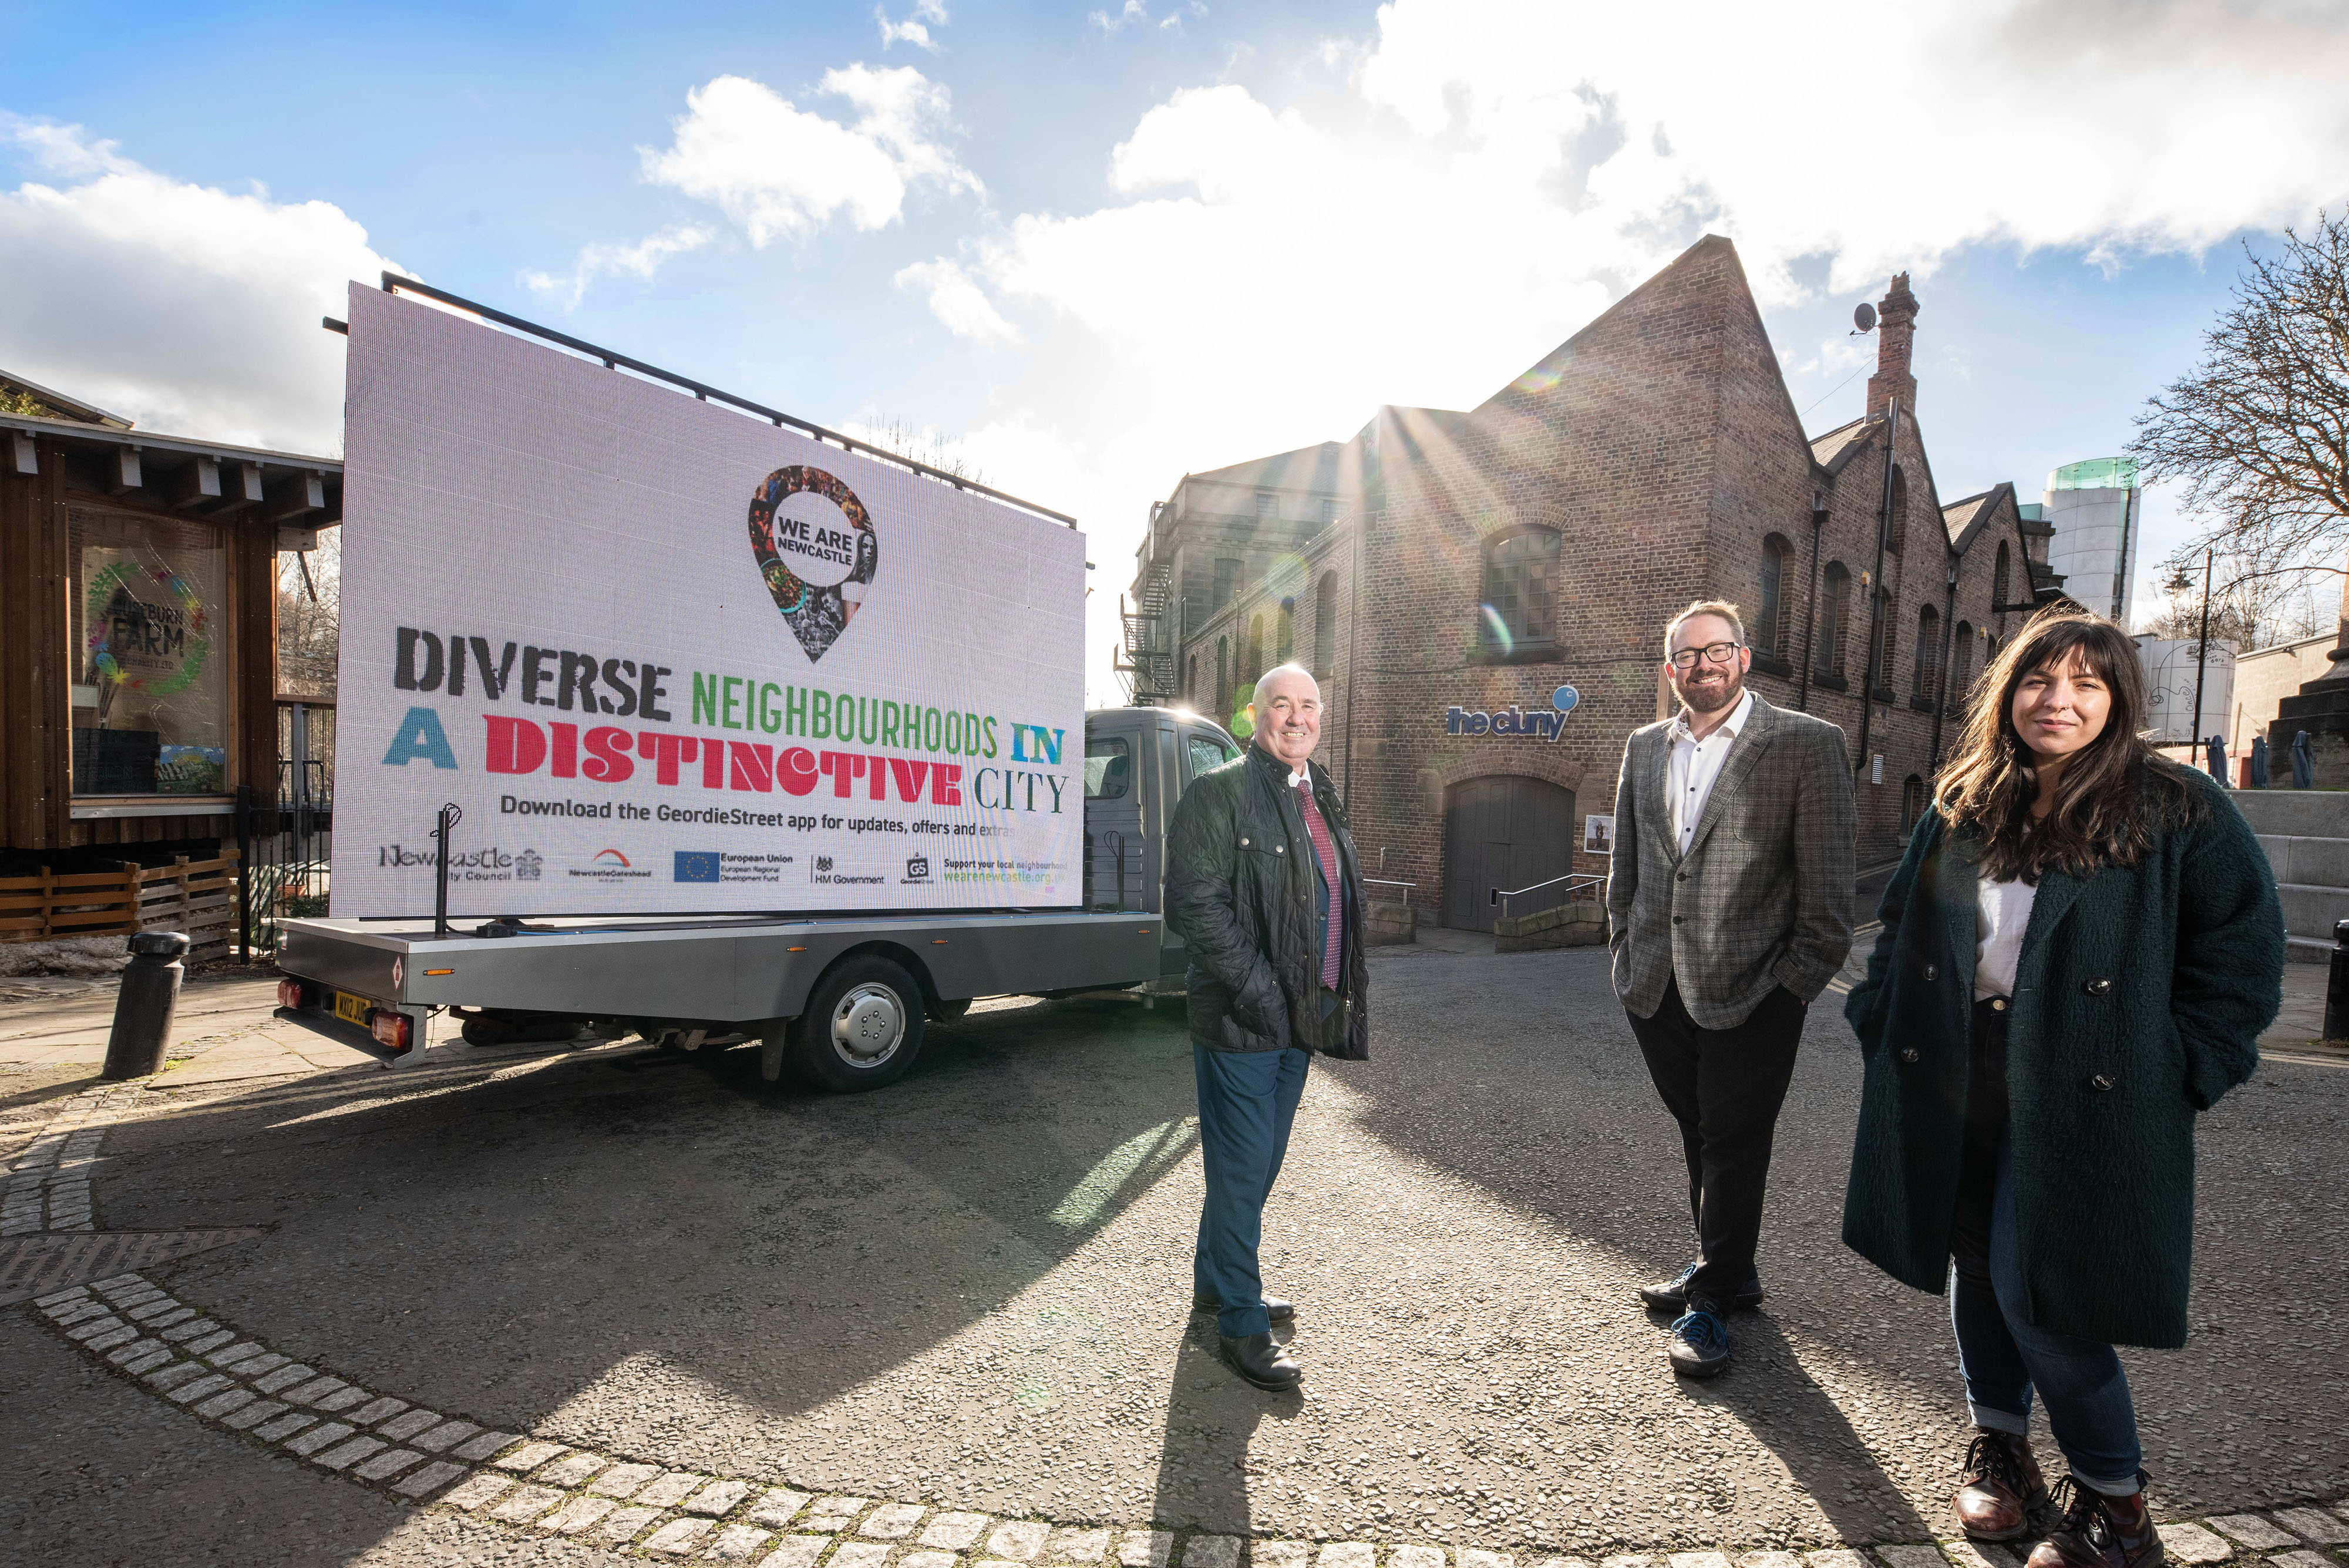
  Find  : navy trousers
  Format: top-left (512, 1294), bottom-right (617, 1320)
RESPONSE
top-left (1192, 1042), bottom-right (1311, 1338)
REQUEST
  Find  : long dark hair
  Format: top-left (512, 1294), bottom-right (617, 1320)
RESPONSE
top-left (1936, 610), bottom-right (2199, 883)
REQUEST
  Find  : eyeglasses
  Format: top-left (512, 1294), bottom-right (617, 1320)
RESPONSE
top-left (1668, 641), bottom-right (1744, 670)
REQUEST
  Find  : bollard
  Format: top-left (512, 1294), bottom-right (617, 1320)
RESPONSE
top-left (102, 931), bottom-right (188, 1081)
top-left (2327, 919), bottom-right (2349, 1045)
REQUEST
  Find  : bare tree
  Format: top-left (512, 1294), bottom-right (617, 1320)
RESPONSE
top-left (277, 529), bottom-right (341, 698)
top-left (2141, 539), bottom-right (2326, 651)
top-left (2129, 213), bottom-right (2349, 589)
top-left (857, 414), bottom-right (987, 487)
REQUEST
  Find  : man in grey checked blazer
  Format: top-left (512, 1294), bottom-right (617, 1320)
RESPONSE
top-left (1608, 600), bottom-right (1855, 1378)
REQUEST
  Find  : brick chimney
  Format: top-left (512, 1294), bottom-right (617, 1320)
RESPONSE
top-left (1866, 272), bottom-right (1919, 420)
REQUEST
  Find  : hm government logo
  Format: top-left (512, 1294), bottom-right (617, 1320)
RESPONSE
top-left (747, 465), bottom-right (877, 664)
top-left (815, 856), bottom-right (834, 873)
top-left (904, 854), bottom-right (931, 883)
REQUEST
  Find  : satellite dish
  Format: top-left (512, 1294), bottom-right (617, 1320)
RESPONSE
top-left (1853, 302), bottom-right (1878, 333)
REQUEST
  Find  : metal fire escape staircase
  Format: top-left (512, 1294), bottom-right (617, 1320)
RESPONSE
top-left (1116, 559), bottom-right (1179, 706)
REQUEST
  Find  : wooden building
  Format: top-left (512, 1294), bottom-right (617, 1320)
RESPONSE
top-left (1, 369), bottom-right (341, 885)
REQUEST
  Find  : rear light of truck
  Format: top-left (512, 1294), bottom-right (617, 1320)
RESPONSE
top-left (370, 1010), bottom-right (414, 1055)
top-left (276, 978), bottom-right (312, 1010)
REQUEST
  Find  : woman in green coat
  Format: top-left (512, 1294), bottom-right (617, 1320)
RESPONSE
top-left (1843, 613), bottom-right (2281, 1568)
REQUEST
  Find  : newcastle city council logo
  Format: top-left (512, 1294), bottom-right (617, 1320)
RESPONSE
top-left (748, 465), bottom-right (877, 663)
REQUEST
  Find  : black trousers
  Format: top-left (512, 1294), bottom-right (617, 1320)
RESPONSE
top-left (1626, 974), bottom-right (1806, 1307)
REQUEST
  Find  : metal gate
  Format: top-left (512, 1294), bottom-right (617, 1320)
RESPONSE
top-left (240, 701), bottom-right (334, 955)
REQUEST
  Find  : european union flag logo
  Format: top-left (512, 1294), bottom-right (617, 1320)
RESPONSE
top-left (674, 850), bottom-right (721, 883)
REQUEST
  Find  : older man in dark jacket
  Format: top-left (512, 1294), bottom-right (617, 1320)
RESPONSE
top-left (1165, 662), bottom-right (1368, 1393)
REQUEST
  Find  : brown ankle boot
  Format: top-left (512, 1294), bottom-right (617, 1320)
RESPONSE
top-left (1954, 1429), bottom-right (2049, 1541)
top-left (2026, 1475), bottom-right (2164, 1568)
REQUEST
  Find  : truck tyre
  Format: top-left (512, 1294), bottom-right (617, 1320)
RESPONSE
top-left (789, 955), bottom-right (927, 1092)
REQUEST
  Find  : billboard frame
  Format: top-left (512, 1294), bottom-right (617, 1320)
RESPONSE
top-left (368, 272), bottom-right (1076, 530)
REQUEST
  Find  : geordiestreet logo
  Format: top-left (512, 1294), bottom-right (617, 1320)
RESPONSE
top-left (904, 854), bottom-right (931, 882)
top-left (674, 850), bottom-right (721, 884)
top-left (748, 465), bottom-right (877, 664)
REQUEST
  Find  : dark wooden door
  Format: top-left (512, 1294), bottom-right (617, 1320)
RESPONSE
top-left (1441, 775), bottom-right (1576, 931)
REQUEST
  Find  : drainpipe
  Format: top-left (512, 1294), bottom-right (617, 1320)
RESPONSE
top-left (1796, 491), bottom-right (1828, 712)
top-left (1930, 550), bottom-right (1958, 769)
top-left (1854, 399), bottom-right (1902, 784)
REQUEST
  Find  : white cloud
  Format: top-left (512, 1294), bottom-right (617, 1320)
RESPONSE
top-left (891, 0), bottom-right (2349, 700)
top-left (520, 223), bottom-right (714, 308)
top-left (877, 0), bottom-right (947, 51)
top-left (641, 68), bottom-right (980, 247)
top-left (894, 258), bottom-right (1019, 343)
top-left (0, 119), bottom-right (398, 454)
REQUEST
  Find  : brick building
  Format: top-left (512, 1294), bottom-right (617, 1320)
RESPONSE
top-left (1123, 235), bottom-right (2065, 930)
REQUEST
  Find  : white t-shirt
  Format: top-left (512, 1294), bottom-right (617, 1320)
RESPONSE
top-left (1975, 873), bottom-right (2037, 1000)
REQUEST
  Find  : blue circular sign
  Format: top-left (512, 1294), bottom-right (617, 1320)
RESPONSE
top-left (1551, 685), bottom-right (1580, 713)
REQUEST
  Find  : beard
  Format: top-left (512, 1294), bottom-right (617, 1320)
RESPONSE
top-left (1677, 666), bottom-right (1744, 715)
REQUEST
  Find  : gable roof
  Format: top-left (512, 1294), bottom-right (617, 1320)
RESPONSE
top-left (1809, 415), bottom-right (1879, 475)
top-left (1188, 440), bottom-right (1344, 494)
top-left (1940, 483), bottom-right (2014, 553)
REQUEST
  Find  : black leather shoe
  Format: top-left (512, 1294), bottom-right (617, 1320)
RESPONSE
top-left (1219, 1331), bottom-right (1303, 1391)
top-left (1640, 1260), bottom-right (1764, 1313)
top-left (1667, 1298), bottom-right (1732, 1378)
top-left (1193, 1291), bottom-right (1296, 1323)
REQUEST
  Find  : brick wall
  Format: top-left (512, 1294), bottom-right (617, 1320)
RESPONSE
top-left (1147, 235), bottom-right (2057, 927)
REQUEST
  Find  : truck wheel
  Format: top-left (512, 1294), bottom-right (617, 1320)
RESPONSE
top-left (790, 956), bottom-right (927, 1092)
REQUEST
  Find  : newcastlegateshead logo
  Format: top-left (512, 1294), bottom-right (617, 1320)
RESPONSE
top-left (567, 847), bottom-right (652, 880)
top-left (748, 466), bottom-right (877, 663)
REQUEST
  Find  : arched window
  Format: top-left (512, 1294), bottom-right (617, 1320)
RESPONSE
top-left (1886, 467), bottom-right (1908, 556)
top-left (1866, 587), bottom-right (1897, 694)
top-left (1478, 526), bottom-right (1560, 659)
top-left (1186, 652), bottom-right (1198, 701)
top-left (1215, 637), bottom-right (1229, 717)
top-left (1902, 774), bottom-right (1927, 833)
top-left (1756, 534), bottom-right (1793, 659)
top-left (1244, 615), bottom-right (1264, 691)
top-left (1313, 571), bottom-right (1338, 676)
top-left (1992, 541), bottom-right (2011, 613)
top-left (1949, 622), bottom-right (1974, 712)
top-left (1818, 563), bottom-right (1852, 681)
top-left (1276, 598), bottom-right (1295, 664)
top-left (1912, 604), bottom-right (1941, 705)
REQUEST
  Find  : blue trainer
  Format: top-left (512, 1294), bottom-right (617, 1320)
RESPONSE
top-left (1668, 1300), bottom-right (1732, 1378)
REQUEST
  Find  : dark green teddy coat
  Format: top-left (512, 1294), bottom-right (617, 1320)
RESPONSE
top-left (1842, 767), bottom-right (2283, 1348)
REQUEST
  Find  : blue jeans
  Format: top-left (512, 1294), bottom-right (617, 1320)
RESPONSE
top-left (1193, 1042), bottom-right (1311, 1338)
top-left (1951, 1129), bottom-right (2144, 1494)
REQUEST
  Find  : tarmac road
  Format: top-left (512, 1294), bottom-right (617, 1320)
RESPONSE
top-left (4, 938), bottom-right (2344, 1564)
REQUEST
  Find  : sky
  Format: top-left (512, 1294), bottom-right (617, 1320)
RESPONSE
top-left (5, 0), bottom-right (2348, 702)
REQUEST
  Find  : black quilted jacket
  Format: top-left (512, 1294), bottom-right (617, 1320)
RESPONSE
top-left (1165, 743), bottom-right (1369, 1059)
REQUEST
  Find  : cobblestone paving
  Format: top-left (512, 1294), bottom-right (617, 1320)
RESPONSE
top-left (4, 945), bottom-right (2345, 1564)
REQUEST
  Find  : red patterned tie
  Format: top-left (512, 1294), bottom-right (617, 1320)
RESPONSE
top-left (1295, 782), bottom-right (1344, 991)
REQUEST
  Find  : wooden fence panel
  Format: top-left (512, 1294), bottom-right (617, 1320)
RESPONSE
top-left (0, 851), bottom-right (241, 959)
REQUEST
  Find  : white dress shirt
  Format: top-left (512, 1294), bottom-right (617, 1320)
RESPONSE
top-left (1666, 689), bottom-right (1754, 855)
top-left (1974, 873), bottom-right (2037, 1000)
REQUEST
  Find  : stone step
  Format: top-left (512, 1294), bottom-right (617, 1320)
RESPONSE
top-left (2257, 834), bottom-right (2349, 889)
top-left (2233, 789), bottom-right (2349, 840)
top-left (2278, 882), bottom-right (2349, 944)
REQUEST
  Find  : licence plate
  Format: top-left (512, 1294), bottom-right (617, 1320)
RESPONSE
top-left (333, 991), bottom-right (373, 1025)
